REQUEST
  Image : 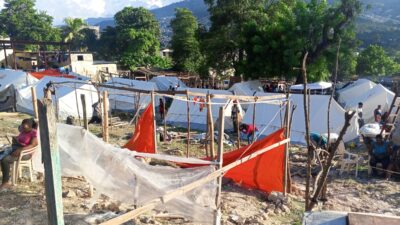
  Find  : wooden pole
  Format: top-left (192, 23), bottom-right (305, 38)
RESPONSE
top-left (252, 97), bottom-right (258, 143)
top-left (163, 97), bottom-right (167, 143)
top-left (151, 91), bottom-right (157, 153)
top-left (81, 94), bottom-right (88, 130)
top-left (236, 101), bottom-right (241, 148)
top-left (37, 97), bottom-right (65, 225)
top-left (283, 94), bottom-right (291, 196)
top-left (186, 90), bottom-right (191, 158)
top-left (74, 83), bottom-right (82, 126)
top-left (207, 94), bottom-right (215, 158)
top-left (11, 42), bottom-right (17, 69)
top-left (31, 87), bottom-right (39, 119)
top-left (214, 107), bottom-right (225, 225)
top-left (103, 91), bottom-right (109, 143)
top-left (2, 43), bottom-right (8, 67)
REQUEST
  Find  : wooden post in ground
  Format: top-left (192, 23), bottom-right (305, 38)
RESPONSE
top-left (283, 94), bottom-right (291, 195)
top-left (103, 91), bottom-right (109, 143)
top-left (252, 97), bottom-right (258, 143)
top-left (31, 87), bottom-right (39, 119)
top-left (163, 97), bottom-right (167, 143)
top-left (151, 91), bottom-right (157, 153)
top-left (73, 84), bottom-right (82, 126)
top-left (186, 90), bottom-right (191, 157)
top-left (207, 94), bottom-right (215, 158)
top-left (2, 43), bottom-right (8, 67)
top-left (11, 42), bottom-right (17, 69)
top-left (81, 94), bottom-right (88, 130)
top-left (214, 107), bottom-right (225, 225)
top-left (37, 97), bottom-right (65, 225)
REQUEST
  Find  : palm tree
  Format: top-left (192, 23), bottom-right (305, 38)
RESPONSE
top-left (63, 18), bottom-right (87, 49)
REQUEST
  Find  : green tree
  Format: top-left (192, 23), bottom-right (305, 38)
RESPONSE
top-left (98, 26), bottom-right (118, 61)
top-left (114, 7), bottom-right (169, 70)
top-left (170, 8), bottom-right (202, 73)
top-left (356, 45), bottom-right (400, 76)
top-left (61, 18), bottom-right (89, 50)
top-left (0, 0), bottom-right (61, 47)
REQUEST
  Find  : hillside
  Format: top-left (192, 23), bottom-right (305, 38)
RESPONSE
top-left (86, 0), bottom-right (400, 51)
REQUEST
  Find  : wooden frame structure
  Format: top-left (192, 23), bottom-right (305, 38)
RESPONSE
top-left (34, 80), bottom-right (291, 225)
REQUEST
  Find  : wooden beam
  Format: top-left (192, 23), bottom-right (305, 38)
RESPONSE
top-left (186, 90), bottom-right (190, 158)
top-left (100, 138), bottom-right (289, 225)
top-left (151, 91), bottom-right (157, 153)
top-left (207, 94), bottom-right (215, 158)
top-left (37, 98), bottom-right (65, 225)
top-left (103, 91), bottom-right (109, 143)
top-left (252, 97), bottom-right (258, 143)
top-left (80, 94), bottom-right (88, 130)
top-left (214, 107), bottom-right (225, 225)
top-left (31, 87), bottom-right (39, 120)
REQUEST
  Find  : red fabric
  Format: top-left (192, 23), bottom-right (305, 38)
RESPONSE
top-left (181, 129), bottom-right (286, 193)
top-left (30, 69), bottom-right (76, 80)
top-left (123, 104), bottom-right (156, 154)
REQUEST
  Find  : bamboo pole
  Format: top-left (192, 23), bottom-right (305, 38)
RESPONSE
top-left (252, 97), bottom-right (258, 143)
top-left (100, 139), bottom-right (290, 225)
top-left (151, 91), bottom-right (157, 153)
top-left (186, 90), bottom-right (190, 158)
top-left (81, 94), bottom-right (88, 130)
top-left (283, 93), bottom-right (291, 196)
top-left (31, 87), bottom-right (39, 119)
top-left (207, 94), bottom-right (215, 158)
top-left (214, 107), bottom-right (225, 225)
top-left (163, 97), bottom-right (167, 143)
top-left (103, 91), bottom-right (109, 143)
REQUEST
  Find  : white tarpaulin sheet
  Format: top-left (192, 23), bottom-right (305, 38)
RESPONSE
top-left (337, 79), bottom-right (376, 104)
top-left (229, 80), bottom-right (263, 96)
top-left (150, 76), bottom-right (186, 91)
top-left (166, 88), bottom-right (244, 131)
top-left (33, 124), bottom-right (217, 224)
top-left (290, 81), bottom-right (332, 91)
top-left (16, 77), bottom-right (98, 119)
top-left (341, 84), bottom-right (394, 123)
top-left (102, 77), bottom-right (158, 111)
top-left (0, 69), bottom-right (38, 91)
top-left (242, 92), bottom-right (358, 144)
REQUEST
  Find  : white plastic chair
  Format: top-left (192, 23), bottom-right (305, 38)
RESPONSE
top-left (11, 146), bottom-right (38, 185)
top-left (339, 151), bottom-right (362, 177)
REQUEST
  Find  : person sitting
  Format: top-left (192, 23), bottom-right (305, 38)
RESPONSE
top-left (368, 134), bottom-right (391, 177)
top-left (239, 123), bottom-right (258, 144)
top-left (374, 105), bottom-right (382, 123)
top-left (0, 118), bottom-right (38, 189)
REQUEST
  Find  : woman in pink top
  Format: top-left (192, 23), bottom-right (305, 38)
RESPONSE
top-left (0, 118), bottom-right (38, 189)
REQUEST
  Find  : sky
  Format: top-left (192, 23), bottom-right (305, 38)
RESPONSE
top-left (0, 0), bottom-right (182, 25)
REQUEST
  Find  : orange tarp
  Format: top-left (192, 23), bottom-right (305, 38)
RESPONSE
top-left (123, 103), bottom-right (155, 154)
top-left (180, 129), bottom-right (286, 193)
top-left (30, 69), bottom-right (76, 80)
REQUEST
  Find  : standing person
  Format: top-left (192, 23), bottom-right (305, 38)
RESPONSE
top-left (159, 98), bottom-right (165, 120)
top-left (368, 134), bottom-right (391, 177)
top-left (240, 123), bottom-right (258, 144)
top-left (356, 102), bottom-right (364, 129)
top-left (0, 119), bottom-right (38, 189)
top-left (374, 105), bottom-right (382, 123)
top-left (89, 100), bottom-right (102, 124)
top-left (231, 100), bottom-right (240, 133)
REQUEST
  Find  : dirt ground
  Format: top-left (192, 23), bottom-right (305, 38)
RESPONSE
top-left (0, 112), bottom-right (399, 225)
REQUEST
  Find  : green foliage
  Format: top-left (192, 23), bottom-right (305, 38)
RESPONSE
top-left (61, 18), bottom-right (94, 51)
top-left (0, 0), bottom-right (61, 49)
top-left (170, 8), bottom-right (202, 73)
top-left (203, 0), bottom-right (362, 82)
top-left (356, 44), bottom-right (400, 76)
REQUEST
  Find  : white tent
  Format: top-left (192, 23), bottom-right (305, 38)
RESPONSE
top-left (102, 77), bottom-right (158, 111)
top-left (242, 92), bottom-right (358, 144)
top-left (166, 88), bottom-right (244, 131)
top-left (337, 79), bottom-right (376, 104)
top-left (16, 77), bottom-right (98, 119)
top-left (0, 69), bottom-right (38, 91)
top-left (341, 84), bottom-right (395, 123)
top-left (290, 81), bottom-right (332, 94)
top-left (229, 80), bottom-right (263, 96)
top-left (150, 76), bottom-right (186, 91)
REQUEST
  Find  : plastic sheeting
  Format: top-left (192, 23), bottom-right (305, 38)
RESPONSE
top-left (290, 81), bottom-right (332, 91)
top-left (124, 103), bottom-right (155, 153)
top-left (16, 77), bottom-right (98, 119)
top-left (0, 85), bottom-right (16, 112)
top-left (0, 69), bottom-right (38, 91)
top-left (166, 88), bottom-right (245, 131)
top-left (102, 77), bottom-right (158, 111)
top-left (150, 76), bottom-right (187, 91)
top-left (242, 92), bottom-right (358, 144)
top-left (29, 69), bottom-right (76, 80)
top-left (33, 124), bottom-right (217, 224)
top-left (337, 79), bottom-right (376, 104)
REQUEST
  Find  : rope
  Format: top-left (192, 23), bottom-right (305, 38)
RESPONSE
top-left (369, 166), bottom-right (400, 175)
